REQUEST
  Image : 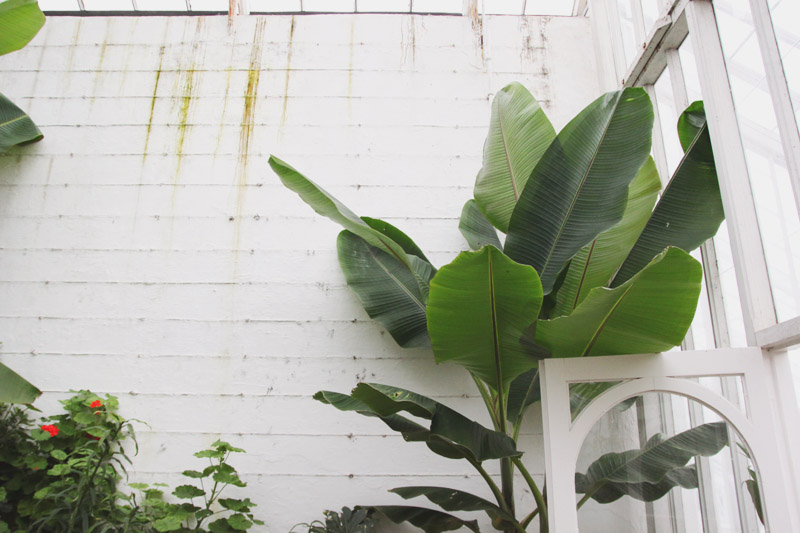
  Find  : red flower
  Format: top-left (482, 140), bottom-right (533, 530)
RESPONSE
top-left (90, 400), bottom-right (102, 409)
top-left (86, 433), bottom-right (100, 441)
top-left (41, 424), bottom-right (59, 437)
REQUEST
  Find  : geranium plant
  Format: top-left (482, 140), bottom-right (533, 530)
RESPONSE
top-left (271, 83), bottom-right (725, 532)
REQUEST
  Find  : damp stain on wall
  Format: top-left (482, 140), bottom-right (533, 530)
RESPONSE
top-left (174, 60), bottom-right (196, 185)
top-left (142, 46), bottom-right (165, 164)
top-left (232, 18), bottom-right (266, 260)
top-left (347, 17), bottom-right (355, 118)
top-left (279, 16), bottom-right (296, 128)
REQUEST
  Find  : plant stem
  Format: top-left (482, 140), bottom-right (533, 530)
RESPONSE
top-left (472, 375), bottom-right (501, 431)
top-left (520, 508), bottom-right (539, 529)
top-left (576, 492), bottom-right (592, 509)
top-left (469, 459), bottom-right (509, 514)
top-left (512, 369), bottom-right (539, 442)
top-left (512, 457), bottom-right (547, 533)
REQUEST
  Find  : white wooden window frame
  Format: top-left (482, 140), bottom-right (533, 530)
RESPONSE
top-left (540, 348), bottom-right (798, 532)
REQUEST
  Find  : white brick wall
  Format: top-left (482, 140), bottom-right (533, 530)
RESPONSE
top-left (0, 13), bottom-right (598, 531)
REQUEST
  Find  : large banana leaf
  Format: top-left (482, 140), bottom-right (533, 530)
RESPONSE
top-left (362, 216), bottom-right (433, 264)
top-left (391, 486), bottom-right (516, 523)
top-left (338, 231), bottom-right (432, 348)
top-left (315, 383), bottom-right (520, 462)
top-left (576, 465), bottom-right (698, 504)
top-left (0, 92), bottom-right (42, 153)
top-left (504, 88), bottom-right (653, 294)
top-left (611, 104), bottom-right (723, 286)
top-left (368, 506), bottom-right (479, 533)
top-left (0, 361), bottom-right (40, 404)
top-left (536, 247), bottom-right (701, 358)
top-left (677, 101), bottom-right (706, 151)
top-left (506, 368), bottom-right (540, 425)
top-left (473, 82), bottom-right (556, 233)
top-left (0, 0), bottom-right (45, 56)
top-left (458, 199), bottom-right (503, 251)
top-left (576, 422), bottom-right (727, 503)
top-left (426, 246), bottom-right (542, 392)
top-left (552, 157), bottom-right (661, 317)
top-left (269, 156), bottom-right (413, 269)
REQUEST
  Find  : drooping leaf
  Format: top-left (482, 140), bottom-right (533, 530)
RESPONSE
top-left (568, 382), bottom-right (635, 421)
top-left (504, 87), bottom-right (653, 293)
top-left (506, 368), bottom-right (540, 425)
top-left (0, 361), bottom-right (40, 404)
top-left (576, 422), bottom-right (728, 503)
top-left (269, 156), bottom-right (412, 268)
top-left (427, 246), bottom-right (543, 392)
top-left (459, 199), bottom-right (503, 251)
top-left (391, 486), bottom-right (516, 523)
top-left (172, 485), bottom-right (205, 499)
top-left (537, 247), bottom-right (702, 358)
top-left (0, 92), bottom-right (43, 153)
top-left (576, 465), bottom-right (698, 504)
top-left (338, 231), bottom-right (431, 348)
top-left (362, 216), bottom-right (433, 264)
top-left (315, 383), bottom-right (520, 462)
top-left (611, 104), bottom-right (723, 286)
top-left (474, 82), bottom-right (556, 233)
top-left (0, 0), bottom-right (45, 56)
top-left (677, 101), bottom-right (706, 152)
top-left (369, 505), bottom-right (480, 533)
top-left (745, 468), bottom-right (764, 524)
top-left (553, 157), bottom-right (661, 316)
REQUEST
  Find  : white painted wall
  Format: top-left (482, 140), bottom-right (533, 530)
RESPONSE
top-left (0, 13), bottom-right (598, 531)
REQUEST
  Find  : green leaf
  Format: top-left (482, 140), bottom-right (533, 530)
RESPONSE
top-left (536, 247), bottom-right (702, 358)
top-left (427, 246), bottom-right (543, 392)
top-left (474, 82), bottom-right (556, 232)
top-left (338, 231), bottom-right (432, 348)
top-left (370, 505), bottom-right (480, 533)
top-left (458, 199), bottom-right (503, 251)
top-left (568, 382), bottom-right (635, 421)
top-left (182, 469), bottom-right (204, 479)
top-left (505, 87), bottom-right (653, 293)
top-left (172, 485), bottom-right (205, 499)
top-left (194, 448), bottom-right (224, 459)
top-left (0, 0), bottom-right (44, 56)
top-left (576, 422), bottom-right (728, 503)
top-left (47, 463), bottom-right (70, 476)
top-left (208, 518), bottom-right (237, 533)
top-left (611, 103), bottom-right (723, 286)
top-left (269, 155), bottom-right (412, 268)
top-left (0, 487), bottom-right (5, 502)
top-left (316, 383), bottom-right (519, 462)
top-left (219, 498), bottom-right (254, 512)
top-left (128, 482), bottom-right (149, 490)
top-left (227, 514), bottom-right (253, 531)
top-left (506, 368), bottom-right (540, 425)
top-left (361, 217), bottom-right (432, 264)
top-left (0, 92), bottom-right (43, 153)
top-left (576, 465), bottom-right (698, 504)
top-left (24, 455), bottom-right (46, 469)
top-left (153, 514), bottom-right (186, 532)
top-left (390, 486), bottom-right (516, 523)
top-left (50, 449), bottom-right (67, 461)
top-left (745, 468), bottom-right (764, 525)
top-left (73, 412), bottom-right (94, 425)
top-left (553, 157), bottom-right (661, 316)
top-left (0, 361), bottom-right (40, 404)
top-left (677, 101), bottom-right (706, 152)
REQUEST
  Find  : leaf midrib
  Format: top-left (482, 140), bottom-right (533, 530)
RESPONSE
top-left (539, 95), bottom-right (623, 279)
top-left (498, 103), bottom-right (520, 201)
top-left (367, 245), bottom-right (426, 314)
top-left (580, 283), bottom-right (633, 357)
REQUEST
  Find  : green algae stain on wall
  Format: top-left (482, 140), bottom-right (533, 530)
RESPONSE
top-left (232, 18), bottom-right (266, 262)
top-left (142, 46), bottom-right (165, 164)
top-left (280, 16), bottom-right (296, 128)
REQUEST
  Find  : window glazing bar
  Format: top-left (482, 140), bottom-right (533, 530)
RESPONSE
top-left (747, 0), bottom-right (800, 219)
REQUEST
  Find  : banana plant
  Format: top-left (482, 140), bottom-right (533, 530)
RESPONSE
top-left (0, 0), bottom-right (44, 403)
top-left (271, 82), bottom-right (727, 532)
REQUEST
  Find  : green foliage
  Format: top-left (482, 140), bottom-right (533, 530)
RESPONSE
top-left (0, 393), bottom-right (261, 532)
top-left (273, 83), bottom-right (728, 531)
top-left (292, 507), bottom-right (377, 533)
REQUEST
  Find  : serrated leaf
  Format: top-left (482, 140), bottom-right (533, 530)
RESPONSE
top-left (172, 485), bottom-right (205, 499)
top-left (227, 514), bottom-right (253, 531)
top-left (50, 449), bottom-right (67, 461)
top-left (47, 463), bottom-right (70, 476)
top-left (182, 470), bottom-right (205, 479)
top-left (219, 498), bottom-right (253, 512)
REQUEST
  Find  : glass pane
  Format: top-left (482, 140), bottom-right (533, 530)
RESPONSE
top-left (790, 345), bottom-right (800, 408)
top-left (715, 0), bottom-right (800, 322)
top-left (616, 0), bottom-right (638, 67)
top-left (357, 0), bottom-right (410, 12)
top-left (768, 0), bottom-right (800, 131)
top-left (249, 0), bottom-right (301, 12)
top-left (641, 0), bottom-right (660, 32)
top-left (577, 392), bottom-right (764, 532)
top-left (653, 67), bottom-right (683, 176)
top-left (482, 0), bottom-right (523, 15)
top-left (679, 38), bottom-right (703, 104)
top-left (83, 0), bottom-right (133, 9)
top-left (690, 249), bottom-right (717, 350)
top-left (38, 0), bottom-right (81, 10)
top-left (412, 0), bottom-right (461, 14)
top-left (303, 0), bottom-right (355, 12)
top-left (524, 0), bottom-right (572, 16)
